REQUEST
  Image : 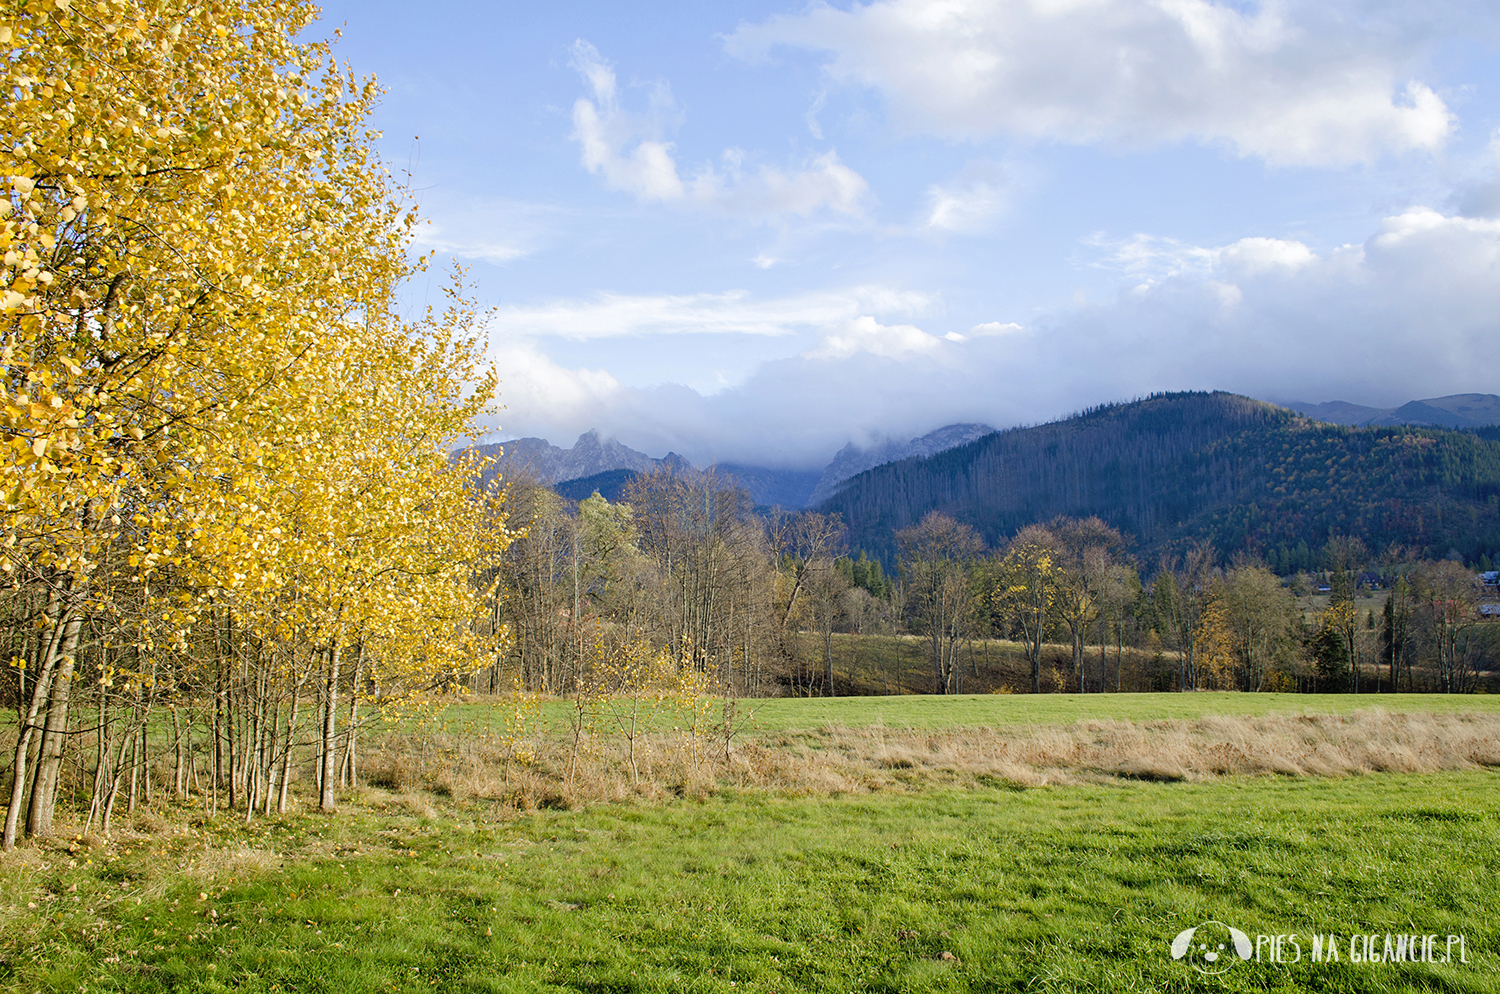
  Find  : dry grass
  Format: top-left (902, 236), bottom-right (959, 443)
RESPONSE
top-left (360, 707), bottom-right (1500, 808)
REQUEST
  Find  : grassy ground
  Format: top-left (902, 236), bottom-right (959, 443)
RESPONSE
top-left (3, 771), bottom-right (1495, 992)
top-left (737, 691), bottom-right (1500, 732)
top-left (433, 691), bottom-right (1500, 737)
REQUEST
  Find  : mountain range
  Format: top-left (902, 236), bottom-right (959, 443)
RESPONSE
top-left (473, 392), bottom-right (1500, 567)
top-left (479, 423), bottom-right (996, 509)
top-left (1286, 393), bottom-right (1500, 430)
top-left (469, 430), bottom-right (689, 490)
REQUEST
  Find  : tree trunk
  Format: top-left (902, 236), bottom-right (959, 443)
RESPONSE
top-left (320, 643), bottom-right (342, 812)
top-left (171, 706), bottom-right (186, 801)
top-left (1073, 629), bottom-right (1084, 692)
top-left (341, 643), bottom-right (364, 789)
top-left (4, 599), bottom-right (70, 850)
top-left (102, 724), bottom-right (135, 837)
top-left (277, 663), bottom-right (313, 814)
top-left (26, 613), bottom-right (84, 837)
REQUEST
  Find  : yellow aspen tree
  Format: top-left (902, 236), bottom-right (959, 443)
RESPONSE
top-left (1192, 599), bottom-right (1239, 691)
top-left (993, 533), bottom-right (1059, 693)
top-left (2, 0), bottom-right (508, 839)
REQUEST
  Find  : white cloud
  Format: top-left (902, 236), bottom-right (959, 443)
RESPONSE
top-left (1217, 236), bottom-right (1316, 275)
top-left (1052, 208), bottom-right (1500, 406)
top-left (806, 315), bottom-right (942, 358)
top-left (725, 0), bottom-right (1468, 166)
top-left (487, 285), bottom-right (934, 341)
top-left (969, 320), bottom-right (1026, 337)
top-left (1087, 232), bottom-right (1316, 280)
top-left (1085, 232), bottom-right (1219, 278)
top-left (943, 320), bottom-right (1026, 343)
top-left (416, 232), bottom-right (530, 266)
top-left (569, 39), bottom-right (871, 219)
top-left (696, 149), bottom-right (869, 218)
top-left (410, 198), bottom-right (570, 267)
top-left (569, 40), bottom-right (686, 202)
top-left (923, 161), bottom-right (1008, 232)
top-left (488, 340), bottom-right (624, 434)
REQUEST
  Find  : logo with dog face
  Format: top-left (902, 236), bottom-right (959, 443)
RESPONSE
top-left (1171, 921), bottom-right (1253, 975)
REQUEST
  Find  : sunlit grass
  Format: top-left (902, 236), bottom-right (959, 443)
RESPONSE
top-left (428, 690), bottom-right (1500, 738)
top-left (4, 771), bottom-right (1497, 992)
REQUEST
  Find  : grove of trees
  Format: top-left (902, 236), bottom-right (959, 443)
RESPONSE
top-left (494, 467), bottom-right (1500, 701)
top-left (2, 0), bottom-right (511, 847)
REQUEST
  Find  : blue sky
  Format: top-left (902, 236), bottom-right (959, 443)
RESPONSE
top-left (316, 0), bottom-right (1500, 468)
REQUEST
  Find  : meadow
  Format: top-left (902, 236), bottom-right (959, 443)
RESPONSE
top-left (4, 695), bottom-right (1499, 993)
top-left (437, 690), bottom-right (1500, 737)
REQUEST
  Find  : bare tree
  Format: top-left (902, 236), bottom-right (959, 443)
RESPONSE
top-left (897, 513), bottom-right (984, 693)
top-left (806, 564), bottom-right (852, 695)
top-left (1219, 564), bottom-right (1295, 691)
top-left (627, 470), bottom-right (774, 681)
top-left (1413, 560), bottom-right (1481, 693)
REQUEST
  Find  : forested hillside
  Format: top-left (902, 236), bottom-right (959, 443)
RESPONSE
top-left (820, 392), bottom-right (1500, 569)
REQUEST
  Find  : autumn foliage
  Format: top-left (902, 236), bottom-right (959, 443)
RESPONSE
top-left (1, 0), bottom-right (509, 847)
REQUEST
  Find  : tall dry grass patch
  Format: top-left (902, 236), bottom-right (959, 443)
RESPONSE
top-left (359, 708), bottom-right (1500, 808)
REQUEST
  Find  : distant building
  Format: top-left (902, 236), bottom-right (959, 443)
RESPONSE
top-left (1481, 603), bottom-right (1500, 617)
top-left (1481, 571), bottom-right (1499, 586)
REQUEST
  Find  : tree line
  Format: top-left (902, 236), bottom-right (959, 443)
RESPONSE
top-left (495, 466), bottom-right (1499, 699)
top-left (894, 513), bottom-right (1497, 695)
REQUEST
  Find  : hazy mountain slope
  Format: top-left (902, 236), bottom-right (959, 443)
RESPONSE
top-left (807, 423), bottom-right (996, 506)
top-left (820, 392), bottom-right (1500, 568)
top-left (1426, 393), bottom-right (1500, 424)
top-left (553, 468), bottom-right (640, 502)
top-left (1284, 400), bottom-right (1385, 425)
top-left (710, 464), bottom-right (821, 509)
top-left (478, 423), bottom-right (986, 509)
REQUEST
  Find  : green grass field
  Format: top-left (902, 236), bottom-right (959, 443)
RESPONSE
top-left (7, 690), bottom-right (1500, 992)
top-left (4, 771), bottom-right (1495, 992)
top-left (737, 691), bottom-right (1500, 731)
top-left (434, 691), bottom-right (1500, 737)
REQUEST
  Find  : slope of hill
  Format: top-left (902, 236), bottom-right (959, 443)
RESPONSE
top-left (807, 423), bottom-right (996, 506)
top-left (711, 464), bottom-right (822, 509)
top-left (553, 468), bottom-right (640, 502)
top-left (820, 392), bottom-right (1500, 568)
top-left (552, 463), bottom-right (820, 508)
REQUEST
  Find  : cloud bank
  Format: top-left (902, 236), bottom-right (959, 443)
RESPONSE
top-left (486, 204), bottom-right (1500, 468)
top-left (725, 0), bottom-right (1468, 166)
